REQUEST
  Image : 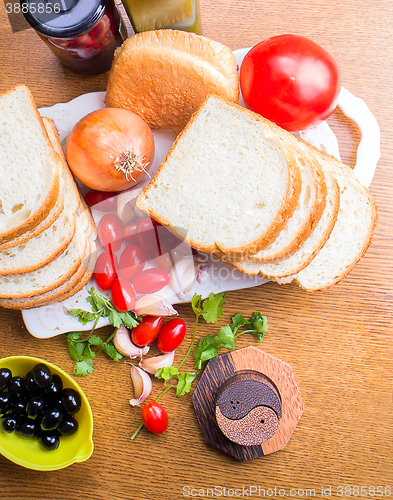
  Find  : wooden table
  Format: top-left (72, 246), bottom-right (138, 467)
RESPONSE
top-left (0, 1), bottom-right (392, 499)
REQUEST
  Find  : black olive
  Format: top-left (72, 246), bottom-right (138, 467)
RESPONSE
top-left (17, 418), bottom-right (39, 439)
top-left (0, 368), bottom-right (12, 390)
top-left (1, 414), bottom-right (18, 434)
top-left (26, 395), bottom-right (45, 419)
top-left (32, 363), bottom-right (52, 388)
top-left (9, 376), bottom-right (25, 398)
top-left (44, 374), bottom-right (63, 400)
top-left (41, 407), bottom-right (63, 431)
top-left (0, 391), bottom-right (15, 414)
top-left (25, 371), bottom-right (40, 393)
top-left (62, 388), bottom-right (82, 414)
top-left (13, 398), bottom-right (28, 417)
top-left (38, 431), bottom-right (60, 451)
top-left (58, 415), bottom-right (78, 436)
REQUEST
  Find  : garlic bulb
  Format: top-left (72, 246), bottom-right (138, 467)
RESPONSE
top-left (139, 351), bottom-right (175, 374)
top-left (170, 256), bottom-right (206, 299)
top-left (129, 364), bottom-right (152, 406)
top-left (133, 295), bottom-right (178, 317)
top-left (113, 325), bottom-right (149, 358)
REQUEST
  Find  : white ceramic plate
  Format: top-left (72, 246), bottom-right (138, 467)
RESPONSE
top-left (22, 48), bottom-right (380, 339)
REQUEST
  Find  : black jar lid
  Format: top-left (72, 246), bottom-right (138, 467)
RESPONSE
top-left (21, 0), bottom-right (107, 38)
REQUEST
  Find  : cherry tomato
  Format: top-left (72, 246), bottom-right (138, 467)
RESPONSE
top-left (240, 34), bottom-right (341, 132)
top-left (123, 220), bottom-right (139, 244)
top-left (150, 238), bottom-right (173, 269)
top-left (157, 318), bottom-right (187, 353)
top-left (98, 214), bottom-right (123, 253)
top-left (131, 315), bottom-right (165, 347)
top-left (111, 278), bottom-right (135, 313)
top-left (93, 252), bottom-right (118, 290)
top-left (136, 219), bottom-right (157, 251)
top-left (85, 190), bottom-right (117, 212)
top-left (132, 268), bottom-right (169, 294)
top-left (118, 243), bottom-right (147, 281)
top-left (141, 401), bottom-right (168, 434)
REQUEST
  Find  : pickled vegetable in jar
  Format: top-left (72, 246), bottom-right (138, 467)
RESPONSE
top-left (21, 0), bottom-right (127, 75)
top-left (121, 0), bottom-right (202, 34)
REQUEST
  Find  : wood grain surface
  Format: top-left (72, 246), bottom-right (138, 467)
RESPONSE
top-left (0, 1), bottom-right (393, 499)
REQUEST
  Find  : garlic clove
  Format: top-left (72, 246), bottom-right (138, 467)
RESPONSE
top-left (129, 364), bottom-right (152, 406)
top-left (117, 179), bottom-right (150, 222)
top-left (113, 325), bottom-right (149, 358)
top-left (170, 256), bottom-right (199, 299)
top-left (139, 351), bottom-right (175, 374)
top-left (133, 294), bottom-right (178, 317)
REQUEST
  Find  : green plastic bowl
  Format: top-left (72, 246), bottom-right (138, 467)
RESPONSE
top-left (0, 356), bottom-right (94, 471)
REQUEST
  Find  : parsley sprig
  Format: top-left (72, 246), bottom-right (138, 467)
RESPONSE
top-left (69, 287), bottom-right (139, 330)
top-left (193, 310), bottom-right (268, 369)
top-left (131, 292), bottom-right (268, 439)
top-left (65, 287), bottom-right (139, 376)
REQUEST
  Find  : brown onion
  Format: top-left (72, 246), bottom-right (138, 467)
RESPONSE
top-left (66, 108), bottom-right (154, 192)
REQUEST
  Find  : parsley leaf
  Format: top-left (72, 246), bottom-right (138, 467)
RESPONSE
top-left (103, 343), bottom-right (123, 361)
top-left (248, 312), bottom-right (268, 342)
top-left (194, 334), bottom-right (219, 369)
top-left (155, 366), bottom-right (179, 383)
top-left (176, 372), bottom-right (198, 397)
top-left (201, 292), bottom-right (226, 323)
top-left (68, 309), bottom-right (96, 325)
top-left (73, 358), bottom-right (94, 377)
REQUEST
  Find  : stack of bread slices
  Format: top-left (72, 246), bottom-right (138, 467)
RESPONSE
top-left (137, 95), bottom-right (377, 291)
top-left (0, 85), bottom-right (96, 309)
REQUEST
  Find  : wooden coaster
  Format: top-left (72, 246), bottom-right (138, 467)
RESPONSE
top-left (192, 346), bottom-right (304, 461)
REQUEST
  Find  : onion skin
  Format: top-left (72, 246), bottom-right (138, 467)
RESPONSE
top-left (66, 108), bottom-right (155, 192)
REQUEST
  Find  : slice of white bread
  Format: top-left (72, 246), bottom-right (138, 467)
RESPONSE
top-left (244, 137), bottom-right (327, 261)
top-left (277, 151), bottom-right (377, 291)
top-left (106, 29), bottom-right (239, 133)
top-left (0, 219), bottom-right (88, 300)
top-left (136, 95), bottom-right (302, 255)
top-left (0, 211), bottom-right (76, 276)
top-left (0, 237), bottom-right (96, 309)
top-left (0, 85), bottom-right (61, 244)
top-left (227, 170), bottom-right (340, 278)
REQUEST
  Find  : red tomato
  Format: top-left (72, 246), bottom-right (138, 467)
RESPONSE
top-left (141, 401), bottom-right (168, 434)
top-left (118, 243), bottom-right (147, 281)
top-left (157, 318), bottom-right (187, 353)
top-left (93, 252), bottom-right (118, 290)
top-left (111, 278), bottom-right (135, 313)
top-left (85, 190), bottom-right (117, 212)
top-left (98, 214), bottom-right (123, 253)
top-left (131, 315), bottom-right (165, 347)
top-left (149, 238), bottom-right (173, 269)
top-left (132, 268), bottom-right (169, 294)
top-left (136, 219), bottom-right (157, 251)
top-left (240, 34), bottom-right (341, 132)
top-left (123, 220), bottom-right (139, 244)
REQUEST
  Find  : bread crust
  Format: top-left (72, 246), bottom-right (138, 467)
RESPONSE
top-left (106, 30), bottom-right (239, 134)
top-left (0, 85), bottom-right (62, 243)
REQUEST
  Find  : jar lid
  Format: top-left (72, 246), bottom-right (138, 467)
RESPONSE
top-left (21, 0), bottom-right (107, 38)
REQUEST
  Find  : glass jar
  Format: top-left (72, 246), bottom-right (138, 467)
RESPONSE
top-left (21, 0), bottom-right (127, 75)
top-left (121, 0), bottom-right (202, 35)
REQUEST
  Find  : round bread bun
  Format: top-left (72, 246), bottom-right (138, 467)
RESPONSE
top-left (106, 30), bottom-right (239, 134)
